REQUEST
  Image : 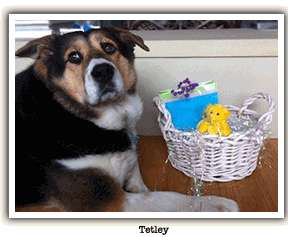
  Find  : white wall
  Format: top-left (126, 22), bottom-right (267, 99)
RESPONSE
top-left (135, 57), bottom-right (278, 137)
top-left (133, 29), bottom-right (278, 138)
top-left (15, 29), bottom-right (278, 138)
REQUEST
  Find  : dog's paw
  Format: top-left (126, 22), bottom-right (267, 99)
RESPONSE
top-left (189, 196), bottom-right (239, 212)
top-left (125, 184), bottom-right (150, 193)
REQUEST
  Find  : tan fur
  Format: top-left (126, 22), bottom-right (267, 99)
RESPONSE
top-left (89, 33), bottom-right (115, 51)
top-left (88, 32), bottom-right (138, 93)
top-left (49, 168), bottom-right (126, 212)
top-left (15, 172), bottom-right (126, 213)
top-left (101, 187), bottom-right (126, 212)
top-left (54, 73), bottom-right (84, 103)
top-left (15, 197), bottom-right (69, 212)
top-left (54, 40), bottom-right (89, 102)
top-left (15, 206), bottom-right (63, 212)
top-left (34, 60), bottom-right (48, 79)
top-left (115, 53), bottom-right (137, 92)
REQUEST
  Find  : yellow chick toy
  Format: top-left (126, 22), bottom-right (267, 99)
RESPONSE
top-left (198, 104), bottom-right (231, 137)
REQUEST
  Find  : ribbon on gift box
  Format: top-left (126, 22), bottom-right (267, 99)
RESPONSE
top-left (159, 80), bottom-right (218, 101)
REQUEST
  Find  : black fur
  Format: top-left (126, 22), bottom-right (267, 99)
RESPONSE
top-left (101, 28), bottom-right (135, 60)
top-left (15, 65), bottom-right (132, 207)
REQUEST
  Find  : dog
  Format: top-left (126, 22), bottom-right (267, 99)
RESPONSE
top-left (15, 27), bottom-right (239, 212)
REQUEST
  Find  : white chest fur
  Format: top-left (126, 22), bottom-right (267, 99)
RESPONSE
top-left (92, 93), bottom-right (143, 131)
top-left (57, 150), bottom-right (138, 186)
top-left (56, 94), bottom-right (145, 190)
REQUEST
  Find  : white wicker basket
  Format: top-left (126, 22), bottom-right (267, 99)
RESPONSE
top-left (154, 92), bottom-right (276, 182)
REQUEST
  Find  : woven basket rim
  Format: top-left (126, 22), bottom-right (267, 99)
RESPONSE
top-left (154, 92), bottom-right (275, 141)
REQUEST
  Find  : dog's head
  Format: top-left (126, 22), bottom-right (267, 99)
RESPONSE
top-left (16, 27), bottom-right (149, 119)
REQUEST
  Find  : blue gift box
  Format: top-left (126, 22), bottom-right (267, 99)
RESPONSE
top-left (159, 80), bottom-right (219, 131)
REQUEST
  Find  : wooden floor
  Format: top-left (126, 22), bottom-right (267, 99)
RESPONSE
top-left (137, 136), bottom-right (278, 212)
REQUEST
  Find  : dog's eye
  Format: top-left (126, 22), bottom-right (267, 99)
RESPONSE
top-left (67, 51), bottom-right (83, 64)
top-left (101, 43), bottom-right (116, 54)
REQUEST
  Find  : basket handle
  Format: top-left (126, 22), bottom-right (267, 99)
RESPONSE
top-left (153, 96), bottom-right (173, 140)
top-left (238, 92), bottom-right (276, 125)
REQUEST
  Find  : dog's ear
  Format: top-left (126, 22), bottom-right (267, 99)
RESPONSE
top-left (15, 35), bottom-right (57, 60)
top-left (113, 27), bottom-right (150, 52)
top-left (104, 27), bottom-right (149, 52)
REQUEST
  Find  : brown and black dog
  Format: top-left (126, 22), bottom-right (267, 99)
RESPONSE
top-left (15, 27), bottom-right (239, 212)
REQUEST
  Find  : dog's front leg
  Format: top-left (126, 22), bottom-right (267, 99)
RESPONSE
top-left (124, 161), bottom-right (150, 193)
top-left (124, 192), bottom-right (239, 212)
top-left (109, 150), bottom-right (149, 193)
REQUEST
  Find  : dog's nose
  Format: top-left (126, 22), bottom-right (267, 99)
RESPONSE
top-left (91, 63), bottom-right (114, 83)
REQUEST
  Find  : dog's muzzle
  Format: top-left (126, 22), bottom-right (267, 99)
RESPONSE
top-left (91, 63), bottom-right (115, 94)
top-left (91, 63), bottom-right (114, 85)
top-left (85, 58), bottom-right (124, 105)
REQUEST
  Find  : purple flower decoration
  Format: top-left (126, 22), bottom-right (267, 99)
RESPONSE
top-left (190, 83), bottom-right (199, 90)
top-left (183, 78), bottom-right (191, 84)
top-left (170, 78), bottom-right (199, 98)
